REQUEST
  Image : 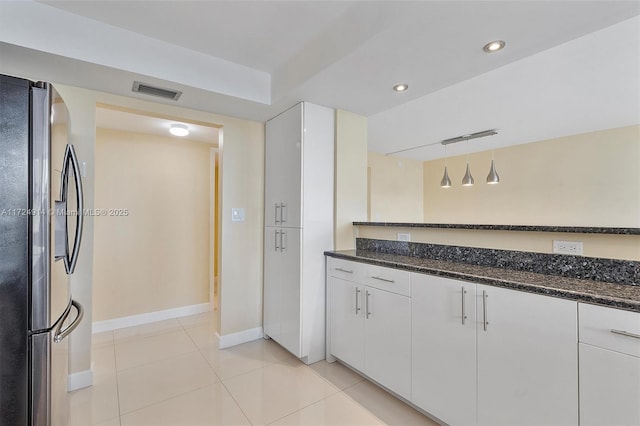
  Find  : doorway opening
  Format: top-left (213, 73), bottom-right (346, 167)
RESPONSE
top-left (92, 103), bottom-right (221, 326)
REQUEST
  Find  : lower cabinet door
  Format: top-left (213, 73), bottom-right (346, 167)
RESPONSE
top-left (364, 287), bottom-right (411, 400)
top-left (278, 228), bottom-right (302, 357)
top-left (579, 343), bottom-right (640, 426)
top-left (477, 285), bottom-right (578, 426)
top-left (329, 276), bottom-right (365, 371)
top-left (411, 274), bottom-right (477, 426)
top-left (263, 228), bottom-right (281, 341)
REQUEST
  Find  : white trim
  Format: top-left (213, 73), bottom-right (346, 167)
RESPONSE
top-left (92, 303), bottom-right (212, 333)
top-left (215, 327), bottom-right (263, 349)
top-left (67, 369), bottom-right (93, 391)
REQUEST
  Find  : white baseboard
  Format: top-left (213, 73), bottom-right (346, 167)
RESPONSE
top-left (68, 369), bottom-right (93, 391)
top-left (215, 326), bottom-right (263, 349)
top-left (92, 303), bottom-right (212, 333)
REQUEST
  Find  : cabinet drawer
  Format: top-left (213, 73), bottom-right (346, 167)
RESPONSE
top-left (363, 265), bottom-right (410, 297)
top-left (328, 258), bottom-right (363, 282)
top-left (579, 303), bottom-right (640, 357)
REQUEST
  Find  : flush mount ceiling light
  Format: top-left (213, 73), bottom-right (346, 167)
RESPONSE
top-left (393, 83), bottom-right (409, 92)
top-left (483, 40), bottom-right (506, 53)
top-left (169, 123), bottom-right (189, 137)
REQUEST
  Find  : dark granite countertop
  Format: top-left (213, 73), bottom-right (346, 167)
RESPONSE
top-left (352, 222), bottom-right (640, 235)
top-left (325, 250), bottom-right (640, 313)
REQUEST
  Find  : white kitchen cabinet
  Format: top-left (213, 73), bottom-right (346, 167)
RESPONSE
top-left (264, 103), bottom-right (302, 228)
top-left (476, 284), bottom-right (578, 426)
top-left (578, 303), bottom-right (640, 426)
top-left (327, 259), bottom-right (412, 400)
top-left (411, 274), bottom-right (477, 426)
top-left (263, 102), bottom-right (334, 364)
top-left (579, 344), bottom-right (640, 426)
top-left (329, 276), bottom-right (365, 371)
top-left (364, 286), bottom-right (411, 400)
top-left (332, 258), bottom-right (581, 425)
top-left (264, 227), bottom-right (302, 356)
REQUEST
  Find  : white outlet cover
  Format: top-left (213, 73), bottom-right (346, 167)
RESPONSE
top-left (231, 208), bottom-right (245, 222)
top-left (553, 240), bottom-right (583, 255)
top-left (397, 233), bottom-right (411, 242)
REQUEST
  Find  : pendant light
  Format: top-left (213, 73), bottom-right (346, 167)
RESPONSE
top-left (486, 140), bottom-right (500, 185)
top-left (440, 144), bottom-right (452, 188)
top-left (391, 129), bottom-right (499, 188)
top-left (461, 140), bottom-right (474, 186)
top-left (440, 166), bottom-right (452, 188)
top-left (486, 159), bottom-right (500, 184)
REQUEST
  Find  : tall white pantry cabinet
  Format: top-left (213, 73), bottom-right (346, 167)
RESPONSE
top-left (263, 102), bottom-right (334, 364)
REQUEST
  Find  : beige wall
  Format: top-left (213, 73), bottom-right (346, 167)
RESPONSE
top-left (358, 125), bottom-right (640, 262)
top-left (334, 110), bottom-right (368, 250)
top-left (423, 126), bottom-right (640, 227)
top-left (368, 151), bottom-right (424, 222)
top-left (216, 121), bottom-right (265, 336)
top-left (48, 85), bottom-right (264, 379)
top-left (93, 128), bottom-right (212, 321)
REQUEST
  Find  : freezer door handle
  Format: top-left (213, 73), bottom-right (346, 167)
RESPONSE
top-left (53, 300), bottom-right (83, 343)
top-left (54, 144), bottom-right (84, 274)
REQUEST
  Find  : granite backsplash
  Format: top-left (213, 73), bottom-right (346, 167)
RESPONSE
top-left (356, 238), bottom-right (640, 286)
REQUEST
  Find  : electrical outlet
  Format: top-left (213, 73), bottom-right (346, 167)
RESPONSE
top-left (553, 240), bottom-right (583, 255)
top-left (397, 233), bottom-right (411, 242)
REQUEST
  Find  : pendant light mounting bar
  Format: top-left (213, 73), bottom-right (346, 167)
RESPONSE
top-left (386, 129), bottom-right (498, 155)
top-left (440, 129), bottom-right (498, 146)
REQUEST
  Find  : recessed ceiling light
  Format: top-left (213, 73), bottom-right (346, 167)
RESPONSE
top-left (169, 123), bottom-right (189, 137)
top-left (393, 83), bottom-right (409, 92)
top-left (483, 40), bottom-right (506, 53)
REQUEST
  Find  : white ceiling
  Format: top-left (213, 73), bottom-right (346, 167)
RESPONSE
top-left (1, 1), bottom-right (638, 160)
top-left (95, 107), bottom-right (219, 145)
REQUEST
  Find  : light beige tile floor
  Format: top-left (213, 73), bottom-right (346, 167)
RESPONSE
top-left (70, 311), bottom-right (439, 426)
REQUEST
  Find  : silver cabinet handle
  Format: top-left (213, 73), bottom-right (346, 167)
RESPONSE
top-left (335, 268), bottom-right (353, 274)
top-left (371, 276), bottom-right (395, 283)
top-left (482, 290), bottom-right (489, 331)
top-left (280, 230), bottom-right (285, 252)
top-left (355, 287), bottom-right (361, 314)
top-left (461, 287), bottom-right (468, 325)
top-left (275, 204), bottom-right (280, 225)
top-left (280, 203), bottom-right (287, 224)
top-left (54, 144), bottom-right (84, 274)
top-left (54, 300), bottom-right (83, 343)
top-left (274, 230), bottom-right (280, 251)
top-left (610, 329), bottom-right (640, 340)
top-left (365, 290), bottom-right (372, 319)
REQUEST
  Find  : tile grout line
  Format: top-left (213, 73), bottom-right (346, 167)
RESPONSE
top-left (117, 315), bottom-right (223, 421)
top-left (217, 374), bottom-right (256, 425)
top-left (117, 382), bottom-right (219, 420)
top-left (111, 336), bottom-right (123, 426)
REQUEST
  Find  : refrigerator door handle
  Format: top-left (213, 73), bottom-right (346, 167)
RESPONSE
top-left (53, 300), bottom-right (83, 343)
top-left (67, 145), bottom-right (84, 274)
top-left (54, 144), bottom-right (84, 274)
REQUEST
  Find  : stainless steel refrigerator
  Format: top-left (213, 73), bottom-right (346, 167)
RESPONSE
top-left (1, 74), bottom-right (85, 426)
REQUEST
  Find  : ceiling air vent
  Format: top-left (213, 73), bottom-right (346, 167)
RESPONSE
top-left (132, 81), bottom-right (182, 101)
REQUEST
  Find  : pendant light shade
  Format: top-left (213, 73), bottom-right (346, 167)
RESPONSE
top-left (486, 159), bottom-right (500, 184)
top-left (461, 163), bottom-right (474, 186)
top-left (440, 166), bottom-right (452, 188)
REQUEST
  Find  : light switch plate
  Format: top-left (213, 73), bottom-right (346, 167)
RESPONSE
top-left (231, 208), bottom-right (245, 222)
